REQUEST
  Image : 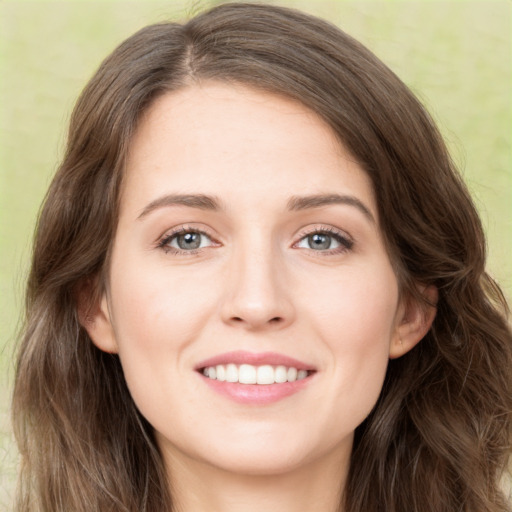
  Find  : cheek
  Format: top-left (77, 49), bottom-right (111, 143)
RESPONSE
top-left (303, 266), bottom-right (398, 417)
top-left (106, 261), bottom-right (222, 406)
top-left (106, 265), bottom-right (218, 417)
top-left (109, 257), bottom-right (220, 343)
top-left (304, 264), bottom-right (399, 345)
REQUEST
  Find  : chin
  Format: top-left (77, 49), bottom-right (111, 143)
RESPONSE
top-left (205, 449), bottom-right (314, 477)
top-left (171, 426), bottom-right (352, 478)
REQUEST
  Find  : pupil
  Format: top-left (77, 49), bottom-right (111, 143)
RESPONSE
top-left (309, 233), bottom-right (331, 250)
top-left (178, 232), bottom-right (201, 250)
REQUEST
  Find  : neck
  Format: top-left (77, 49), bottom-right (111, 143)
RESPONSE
top-left (164, 446), bottom-right (349, 512)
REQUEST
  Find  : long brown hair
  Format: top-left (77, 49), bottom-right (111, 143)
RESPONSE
top-left (12, 3), bottom-right (512, 511)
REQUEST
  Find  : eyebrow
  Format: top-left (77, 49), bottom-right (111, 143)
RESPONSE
top-left (137, 192), bottom-right (375, 224)
top-left (137, 194), bottom-right (222, 220)
top-left (287, 194), bottom-right (375, 223)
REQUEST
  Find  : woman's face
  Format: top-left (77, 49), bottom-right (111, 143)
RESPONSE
top-left (87, 83), bottom-right (421, 477)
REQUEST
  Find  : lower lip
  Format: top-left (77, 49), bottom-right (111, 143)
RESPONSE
top-left (199, 374), bottom-right (313, 405)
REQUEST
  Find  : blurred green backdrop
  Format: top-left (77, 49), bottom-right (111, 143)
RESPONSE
top-left (1, 0), bottom-right (511, 506)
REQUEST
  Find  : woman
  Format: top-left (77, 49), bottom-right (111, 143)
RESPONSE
top-left (12, 3), bottom-right (511, 511)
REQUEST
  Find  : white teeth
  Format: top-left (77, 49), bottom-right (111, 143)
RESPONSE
top-left (201, 363), bottom-right (311, 385)
top-left (225, 363), bottom-right (238, 383)
top-left (257, 365), bottom-right (274, 385)
top-left (239, 364), bottom-right (257, 384)
top-left (287, 367), bottom-right (297, 382)
top-left (216, 364), bottom-right (226, 381)
top-left (297, 369), bottom-right (308, 380)
top-left (275, 365), bottom-right (288, 383)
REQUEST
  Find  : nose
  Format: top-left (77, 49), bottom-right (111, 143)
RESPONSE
top-left (220, 243), bottom-right (295, 331)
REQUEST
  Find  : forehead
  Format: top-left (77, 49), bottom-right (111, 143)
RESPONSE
top-left (122, 82), bottom-right (377, 220)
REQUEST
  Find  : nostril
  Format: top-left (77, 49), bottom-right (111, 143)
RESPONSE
top-left (230, 315), bottom-right (283, 325)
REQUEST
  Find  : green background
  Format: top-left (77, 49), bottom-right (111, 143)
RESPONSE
top-left (1, 0), bottom-right (511, 506)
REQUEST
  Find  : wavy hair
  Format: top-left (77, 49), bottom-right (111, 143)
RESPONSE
top-left (12, 3), bottom-right (511, 511)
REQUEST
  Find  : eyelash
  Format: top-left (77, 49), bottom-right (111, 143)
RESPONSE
top-left (293, 226), bottom-right (354, 255)
top-left (157, 226), bottom-right (218, 255)
top-left (156, 225), bottom-right (354, 256)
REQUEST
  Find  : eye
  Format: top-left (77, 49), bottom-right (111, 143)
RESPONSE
top-left (295, 229), bottom-right (353, 252)
top-left (158, 228), bottom-right (215, 253)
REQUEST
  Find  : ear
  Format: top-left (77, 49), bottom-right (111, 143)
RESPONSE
top-left (389, 285), bottom-right (438, 359)
top-left (76, 281), bottom-right (119, 354)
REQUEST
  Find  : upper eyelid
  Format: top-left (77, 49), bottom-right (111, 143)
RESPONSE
top-left (294, 224), bottom-right (353, 242)
top-left (159, 223), bottom-right (216, 239)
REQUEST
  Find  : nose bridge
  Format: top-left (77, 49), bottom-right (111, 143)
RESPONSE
top-left (220, 231), bottom-right (294, 329)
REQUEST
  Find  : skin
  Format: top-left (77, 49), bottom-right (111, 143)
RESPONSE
top-left (84, 83), bottom-right (435, 512)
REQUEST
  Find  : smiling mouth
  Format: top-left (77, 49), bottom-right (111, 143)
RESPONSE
top-left (199, 364), bottom-right (314, 385)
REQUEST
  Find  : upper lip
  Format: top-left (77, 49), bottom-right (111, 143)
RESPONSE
top-left (195, 351), bottom-right (314, 371)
